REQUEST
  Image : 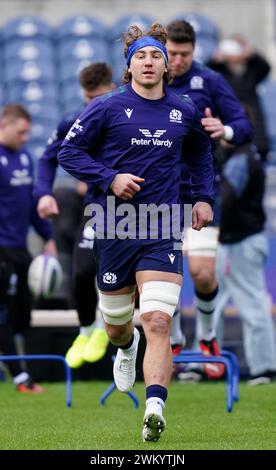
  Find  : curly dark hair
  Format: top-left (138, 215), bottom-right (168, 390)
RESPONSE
top-left (122, 22), bottom-right (173, 84)
top-left (79, 62), bottom-right (113, 90)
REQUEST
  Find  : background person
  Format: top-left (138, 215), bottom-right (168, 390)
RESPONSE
top-left (0, 104), bottom-right (56, 392)
top-left (34, 63), bottom-right (116, 368)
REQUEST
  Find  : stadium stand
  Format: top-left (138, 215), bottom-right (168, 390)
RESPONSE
top-left (0, 12), bottom-right (273, 165)
top-left (2, 17), bottom-right (58, 159)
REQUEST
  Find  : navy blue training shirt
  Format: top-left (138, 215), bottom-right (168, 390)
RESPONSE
top-left (58, 83), bottom-right (214, 237)
top-left (0, 145), bottom-right (52, 248)
top-left (169, 61), bottom-right (253, 144)
top-left (34, 114), bottom-right (78, 199)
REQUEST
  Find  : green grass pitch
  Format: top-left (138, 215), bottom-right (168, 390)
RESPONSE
top-left (0, 380), bottom-right (276, 450)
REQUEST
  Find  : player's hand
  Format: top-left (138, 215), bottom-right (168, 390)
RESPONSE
top-left (43, 239), bottom-right (58, 257)
top-left (37, 195), bottom-right (59, 219)
top-left (110, 174), bottom-right (145, 200)
top-left (192, 202), bottom-right (213, 231)
top-left (201, 107), bottom-right (225, 139)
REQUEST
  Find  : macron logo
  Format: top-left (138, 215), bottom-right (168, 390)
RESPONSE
top-left (124, 108), bottom-right (133, 119)
top-left (168, 253), bottom-right (176, 264)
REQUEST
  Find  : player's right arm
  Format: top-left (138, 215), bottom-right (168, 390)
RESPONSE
top-left (34, 119), bottom-right (72, 218)
top-left (58, 98), bottom-right (143, 198)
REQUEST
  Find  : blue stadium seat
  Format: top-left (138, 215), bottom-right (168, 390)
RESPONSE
top-left (109, 14), bottom-right (154, 41)
top-left (112, 40), bottom-right (125, 61)
top-left (178, 13), bottom-right (220, 40)
top-left (57, 37), bottom-right (108, 62)
top-left (5, 81), bottom-right (58, 103)
top-left (112, 42), bottom-right (126, 84)
top-left (4, 39), bottom-right (53, 62)
top-left (194, 36), bottom-right (218, 63)
top-left (59, 59), bottom-right (92, 84)
top-left (24, 101), bottom-right (60, 124)
top-left (113, 59), bottom-right (125, 86)
top-left (56, 16), bottom-right (106, 41)
top-left (30, 122), bottom-right (57, 141)
top-left (4, 60), bottom-right (55, 83)
top-left (60, 82), bottom-right (83, 107)
top-left (27, 140), bottom-right (48, 161)
top-left (3, 16), bottom-right (52, 42)
top-left (62, 96), bottom-right (84, 116)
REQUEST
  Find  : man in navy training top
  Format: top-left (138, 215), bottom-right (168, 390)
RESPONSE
top-left (34, 63), bottom-right (116, 369)
top-left (58, 22), bottom-right (214, 442)
top-left (0, 104), bottom-right (56, 393)
top-left (166, 20), bottom-right (253, 379)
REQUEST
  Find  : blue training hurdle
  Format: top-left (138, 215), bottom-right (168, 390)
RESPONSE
top-left (173, 349), bottom-right (239, 412)
top-left (0, 354), bottom-right (72, 407)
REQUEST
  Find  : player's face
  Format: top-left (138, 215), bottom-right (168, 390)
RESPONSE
top-left (129, 46), bottom-right (167, 88)
top-left (83, 83), bottom-right (116, 103)
top-left (1, 117), bottom-right (31, 150)
top-left (166, 40), bottom-right (194, 77)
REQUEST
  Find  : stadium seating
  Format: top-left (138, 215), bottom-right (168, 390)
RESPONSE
top-left (1, 16), bottom-right (58, 165)
top-left (27, 140), bottom-right (48, 161)
top-left (5, 82), bottom-right (58, 103)
top-left (180, 12), bottom-right (220, 40)
top-left (59, 58), bottom-right (92, 84)
top-left (109, 14), bottom-right (154, 42)
top-left (62, 98), bottom-right (84, 116)
top-left (4, 39), bottom-right (53, 62)
top-left (57, 38), bottom-right (109, 62)
top-left (56, 16), bottom-right (107, 41)
top-left (2, 16), bottom-right (52, 42)
top-left (0, 12), bottom-right (273, 177)
top-left (4, 59), bottom-right (56, 82)
top-left (194, 36), bottom-right (218, 63)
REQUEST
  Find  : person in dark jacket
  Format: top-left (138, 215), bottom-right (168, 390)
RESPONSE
top-left (208, 34), bottom-right (270, 160)
top-left (214, 142), bottom-right (276, 384)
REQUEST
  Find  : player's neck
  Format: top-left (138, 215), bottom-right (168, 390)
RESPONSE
top-left (131, 80), bottom-right (164, 100)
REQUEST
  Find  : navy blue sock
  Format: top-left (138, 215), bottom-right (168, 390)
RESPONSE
top-left (146, 384), bottom-right (168, 403)
top-left (120, 334), bottom-right (134, 350)
top-left (195, 285), bottom-right (219, 303)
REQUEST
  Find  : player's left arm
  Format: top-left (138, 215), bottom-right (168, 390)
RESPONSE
top-left (182, 110), bottom-right (214, 230)
top-left (204, 74), bottom-right (253, 145)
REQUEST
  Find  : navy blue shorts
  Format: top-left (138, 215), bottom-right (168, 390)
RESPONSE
top-left (94, 238), bottom-right (183, 291)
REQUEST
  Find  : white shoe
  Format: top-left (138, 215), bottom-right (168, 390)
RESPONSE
top-left (142, 403), bottom-right (166, 442)
top-left (113, 328), bottom-right (140, 392)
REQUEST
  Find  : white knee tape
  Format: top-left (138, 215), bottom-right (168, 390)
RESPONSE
top-left (140, 281), bottom-right (181, 317)
top-left (99, 289), bottom-right (135, 325)
top-left (184, 226), bottom-right (219, 257)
